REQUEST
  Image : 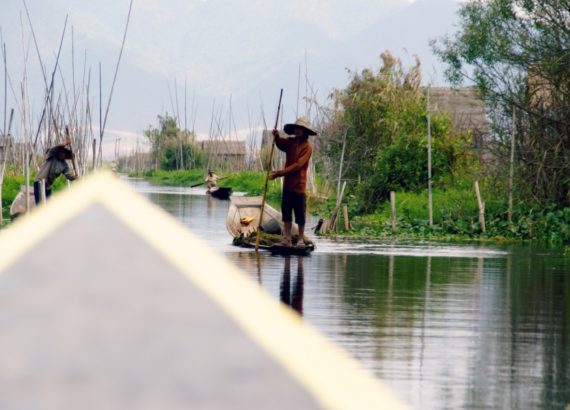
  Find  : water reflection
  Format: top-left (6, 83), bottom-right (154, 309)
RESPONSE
top-left (279, 256), bottom-right (304, 315)
top-left (127, 177), bottom-right (570, 410)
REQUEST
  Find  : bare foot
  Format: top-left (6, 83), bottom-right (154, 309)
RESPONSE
top-left (295, 240), bottom-right (305, 247)
top-left (277, 239), bottom-right (292, 247)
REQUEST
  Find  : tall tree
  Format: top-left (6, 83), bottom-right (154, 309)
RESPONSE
top-left (144, 114), bottom-right (202, 171)
top-left (432, 0), bottom-right (570, 206)
top-left (323, 52), bottom-right (465, 212)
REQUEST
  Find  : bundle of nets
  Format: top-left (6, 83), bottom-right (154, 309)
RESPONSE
top-left (232, 231), bottom-right (313, 247)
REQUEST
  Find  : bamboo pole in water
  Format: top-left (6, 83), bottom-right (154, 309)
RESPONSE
top-left (98, 62), bottom-right (102, 168)
top-left (336, 127), bottom-right (347, 204)
top-left (0, 109), bottom-right (14, 224)
top-left (0, 44), bottom-right (7, 225)
top-left (508, 107), bottom-right (516, 223)
top-left (98, 0), bottom-right (134, 166)
top-left (256, 89), bottom-right (283, 251)
top-left (330, 181), bottom-right (346, 231)
top-left (390, 191), bottom-right (397, 232)
top-left (474, 180), bottom-right (486, 233)
top-left (426, 86), bottom-right (433, 227)
top-left (2, 42), bottom-right (6, 139)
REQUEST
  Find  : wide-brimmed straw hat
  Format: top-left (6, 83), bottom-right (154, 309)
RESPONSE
top-left (46, 145), bottom-right (73, 160)
top-left (284, 117), bottom-right (317, 136)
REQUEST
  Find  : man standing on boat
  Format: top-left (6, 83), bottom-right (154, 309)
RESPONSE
top-left (205, 169), bottom-right (219, 192)
top-left (33, 136), bottom-right (78, 205)
top-left (270, 117), bottom-right (316, 247)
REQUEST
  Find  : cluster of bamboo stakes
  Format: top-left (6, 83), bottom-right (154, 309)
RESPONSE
top-left (2, 17), bottom-right (502, 235)
top-left (0, 0), bottom-right (134, 224)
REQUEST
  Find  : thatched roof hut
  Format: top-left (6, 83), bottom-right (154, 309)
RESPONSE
top-left (200, 140), bottom-right (246, 170)
top-left (429, 87), bottom-right (490, 149)
top-left (199, 140), bottom-right (246, 156)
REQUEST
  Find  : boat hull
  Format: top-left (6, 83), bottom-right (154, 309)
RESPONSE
top-left (208, 187), bottom-right (232, 200)
top-left (226, 196), bottom-right (298, 238)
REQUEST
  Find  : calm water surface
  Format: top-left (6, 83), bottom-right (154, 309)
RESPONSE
top-left (128, 178), bottom-right (570, 410)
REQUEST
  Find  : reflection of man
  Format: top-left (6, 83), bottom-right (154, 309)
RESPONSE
top-left (280, 256), bottom-right (304, 315)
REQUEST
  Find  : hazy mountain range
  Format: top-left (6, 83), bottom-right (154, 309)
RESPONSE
top-left (1, 0), bottom-right (464, 156)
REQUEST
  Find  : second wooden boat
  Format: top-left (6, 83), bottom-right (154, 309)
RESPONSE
top-left (208, 187), bottom-right (232, 200)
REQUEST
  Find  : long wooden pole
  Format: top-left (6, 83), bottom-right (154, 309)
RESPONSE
top-left (0, 109), bottom-right (14, 225)
top-left (26, 10), bottom-right (69, 150)
top-left (65, 126), bottom-right (79, 178)
top-left (474, 180), bottom-right (486, 233)
top-left (98, 0), bottom-right (135, 166)
top-left (508, 106), bottom-right (515, 223)
top-left (3, 42), bottom-right (6, 138)
top-left (255, 88), bottom-right (283, 251)
top-left (427, 86), bottom-right (433, 227)
top-left (390, 191), bottom-right (397, 232)
top-left (0, 44), bottom-right (7, 225)
top-left (336, 127), bottom-right (347, 206)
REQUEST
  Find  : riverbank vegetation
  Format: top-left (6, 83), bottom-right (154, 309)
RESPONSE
top-left (131, 169), bottom-right (283, 204)
top-left (116, 0), bottom-right (569, 243)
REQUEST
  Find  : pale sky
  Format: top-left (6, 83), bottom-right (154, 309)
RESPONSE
top-left (1, 0), bottom-right (464, 157)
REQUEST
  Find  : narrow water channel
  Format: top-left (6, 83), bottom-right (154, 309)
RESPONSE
top-left (128, 177), bottom-right (570, 410)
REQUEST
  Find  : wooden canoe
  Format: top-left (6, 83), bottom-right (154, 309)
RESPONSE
top-left (227, 196), bottom-right (314, 254)
top-left (208, 187), bottom-right (232, 200)
top-left (232, 241), bottom-right (314, 256)
top-left (226, 196), bottom-right (298, 239)
top-left (9, 186), bottom-right (36, 219)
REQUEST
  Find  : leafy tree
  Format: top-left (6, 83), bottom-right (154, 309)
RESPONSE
top-left (144, 114), bottom-right (203, 170)
top-left (432, 0), bottom-right (570, 206)
top-left (325, 52), bottom-right (470, 213)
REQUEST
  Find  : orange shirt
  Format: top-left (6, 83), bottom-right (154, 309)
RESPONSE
top-left (275, 135), bottom-right (313, 193)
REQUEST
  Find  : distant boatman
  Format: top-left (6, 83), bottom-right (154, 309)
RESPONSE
top-left (270, 117), bottom-right (316, 247)
top-left (33, 136), bottom-right (78, 205)
top-left (205, 169), bottom-right (220, 192)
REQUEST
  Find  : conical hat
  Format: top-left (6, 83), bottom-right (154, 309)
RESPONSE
top-left (284, 117), bottom-right (317, 136)
top-left (46, 145), bottom-right (73, 160)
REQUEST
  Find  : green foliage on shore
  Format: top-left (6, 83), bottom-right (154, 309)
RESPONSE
top-left (337, 186), bottom-right (570, 243)
top-left (432, 0), bottom-right (570, 207)
top-left (323, 52), bottom-right (476, 214)
top-left (1, 174), bottom-right (68, 222)
top-left (1, 174), bottom-right (24, 221)
top-left (132, 169), bottom-right (283, 203)
top-left (314, 48), bottom-right (569, 243)
top-left (133, 168), bottom-right (570, 243)
top-left (133, 169), bottom-right (204, 186)
top-left (144, 114), bottom-right (204, 171)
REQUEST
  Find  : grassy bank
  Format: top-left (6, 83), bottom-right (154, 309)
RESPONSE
top-left (330, 187), bottom-right (570, 243)
top-left (1, 174), bottom-right (25, 222)
top-left (128, 169), bottom-right (570, 243)
top-left (131, 169), bottom-right (284, 203)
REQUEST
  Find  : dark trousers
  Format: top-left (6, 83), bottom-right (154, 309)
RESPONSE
top-left (281, 190), bottom-right (307, 225)
top-left (33, 181), bottom-right (52, 205)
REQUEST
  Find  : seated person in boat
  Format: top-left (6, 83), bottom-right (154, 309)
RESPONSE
top-left (205, 170), bottom-right (219, 192)
top-left (270, 117), bottom-right (316, 247)
top-left (33, 137), bottom-right (78, 205)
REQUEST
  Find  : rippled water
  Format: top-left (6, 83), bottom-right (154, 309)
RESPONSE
top-left (128, 178), bottom-right (570, 410)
